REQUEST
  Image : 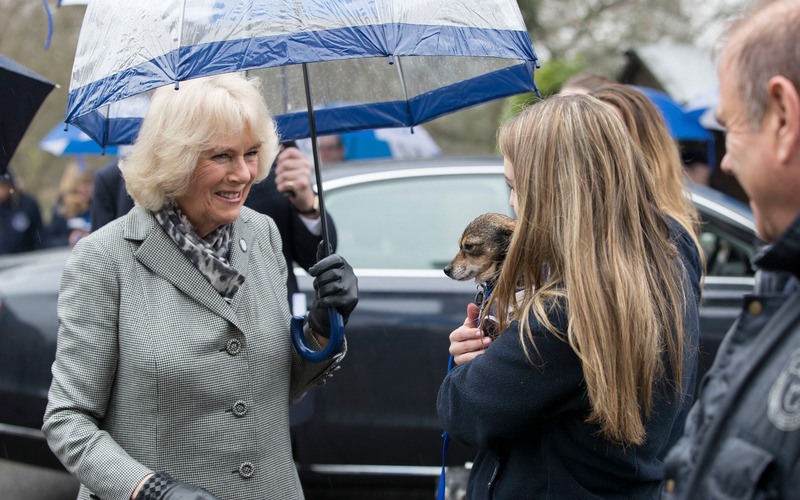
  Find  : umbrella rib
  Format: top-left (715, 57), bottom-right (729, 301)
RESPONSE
top-left (394, 55), bottom-right (413, 127)
top-left (176, 0), bottom-right (187, 83)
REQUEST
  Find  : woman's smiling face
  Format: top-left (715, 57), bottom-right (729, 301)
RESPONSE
top-left (176, 128), bottom-right (261, 237)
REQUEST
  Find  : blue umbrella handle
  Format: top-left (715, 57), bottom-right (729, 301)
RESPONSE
top-left (290, 308), bottom-right (345, 362)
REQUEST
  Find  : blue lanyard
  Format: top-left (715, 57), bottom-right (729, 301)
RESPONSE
top-left (437, 284), bottom-right (491, 500)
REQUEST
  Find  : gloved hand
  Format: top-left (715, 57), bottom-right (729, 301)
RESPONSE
top-left (135, 472), bottom-right (220, 500)
top-left (306, 252), bottom-right (358, 337)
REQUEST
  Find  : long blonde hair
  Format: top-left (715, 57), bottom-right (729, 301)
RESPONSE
top-left (493, 94), bottom-right (688, 446)
top-left (591, 84), bottom-right (704, 268)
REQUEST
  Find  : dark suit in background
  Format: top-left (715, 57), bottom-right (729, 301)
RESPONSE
top-left (245, 167), bottom-right (336, 299)
top-left (90, 162), bottom-right (134, 232)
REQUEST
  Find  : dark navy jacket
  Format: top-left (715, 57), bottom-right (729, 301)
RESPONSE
top-left (0, 191), bottom-right (44, 255)
top-left (90, 162), bottom-right (133, 232)
top-left (437, 222), bottom-right (701, 499)
top-left (663, 213), bottom-right (800, 499)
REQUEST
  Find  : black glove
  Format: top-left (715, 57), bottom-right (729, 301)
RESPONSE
top-left (135, 472), bottom-right (220, 500)
top-left (307, 253), bottom-right (358, 337)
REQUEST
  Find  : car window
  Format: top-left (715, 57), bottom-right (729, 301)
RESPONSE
top-left (324, 173), bottom-right (513, 269)
top-left (698, 215), bottom-right (757, 277)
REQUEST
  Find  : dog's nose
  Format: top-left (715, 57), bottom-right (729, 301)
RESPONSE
top-left (443, 265), bottom-right (453, 277)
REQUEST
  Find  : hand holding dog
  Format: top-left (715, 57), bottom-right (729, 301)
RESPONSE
top-left (450, 303), bottom-right (492, 365)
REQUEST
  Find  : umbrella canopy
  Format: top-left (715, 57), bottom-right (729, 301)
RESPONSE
top-left (684, 87), bottom-right (723, 132)
top-left (0, 54), bottom-right (56, 173)
top-left (635, 86), bottom-right (713, 143)
top-left (66, 0), bottom-right (539, 147)
top-left (40, 123), bottom-right (119, 156)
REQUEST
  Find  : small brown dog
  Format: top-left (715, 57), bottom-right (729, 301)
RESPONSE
top-left (443, 213), bottom-right (516, 340)
top-left (443, 212), bottom-right (516, 285)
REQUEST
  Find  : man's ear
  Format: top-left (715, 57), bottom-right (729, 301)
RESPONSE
top-left (767, 75), bottom-right (800, 164)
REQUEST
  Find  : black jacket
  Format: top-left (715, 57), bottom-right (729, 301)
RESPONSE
top-left (0, 191), bottom-right (44, 255)
top-left (663, 213), bottom-right (800, 500)
top-left (437, 221), bottom-right (701, 499)
top-left (244, 169), bottom-right (336, 300)
top-left (90, 162), bottom-right (134, 232)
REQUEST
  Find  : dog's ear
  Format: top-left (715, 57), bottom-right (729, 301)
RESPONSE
top-left (500, 216), bottom-right (516, 234)
top-left (494, 215), bottom-right (516, 242)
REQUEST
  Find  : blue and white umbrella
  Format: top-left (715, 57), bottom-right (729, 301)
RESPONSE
top-left (67, 0), bottom-right (539, 360)
top-left (66, 0), bottom-right (539, 146)
top-left (40, 123), bottom-right (118, 156)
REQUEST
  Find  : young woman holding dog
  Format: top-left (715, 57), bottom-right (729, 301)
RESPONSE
top-left (437, 94), bottom-right (699, 499)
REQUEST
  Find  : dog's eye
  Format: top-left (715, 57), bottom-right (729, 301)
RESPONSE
top-left (463, 243), bottom-right (475, 252)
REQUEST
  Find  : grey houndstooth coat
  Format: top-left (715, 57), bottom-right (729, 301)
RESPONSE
top-left (43, 206), bottom-right (344, 500)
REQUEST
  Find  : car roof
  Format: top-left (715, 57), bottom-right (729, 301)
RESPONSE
top-left (317, 156), bottom-right (754, 232)
top-left (318, 156), bottom-right (505, 182)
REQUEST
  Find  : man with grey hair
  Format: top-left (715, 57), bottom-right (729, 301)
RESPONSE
top-left (662, 0), bottom-right (800, 498)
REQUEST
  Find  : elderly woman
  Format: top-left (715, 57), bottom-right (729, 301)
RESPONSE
top-left (42, 73), bottom-right (358, 500)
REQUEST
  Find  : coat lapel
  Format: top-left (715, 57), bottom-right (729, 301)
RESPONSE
top-left (125, 207), bottom-right (245, 332)
top-left (228, 212), bottom-right (253, 313)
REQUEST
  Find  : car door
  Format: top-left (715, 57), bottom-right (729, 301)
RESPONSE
top-left (690, 187), bottom-right (759, 385)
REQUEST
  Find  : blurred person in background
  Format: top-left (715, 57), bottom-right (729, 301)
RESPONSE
top-left (679, 142), bottom-right (712, 186)
top-left (47, 160), bottom-right (94, 247)
top-left (0, 170), bottom-right (44, 255)
top-left (317, 134), bottom-right (345, 164)
top-left (90, 158), bottom-right (134, 232)
top-left (559, 71), bottom-right (616, 95)
top-left (244, 140), bottom-right (337, 302)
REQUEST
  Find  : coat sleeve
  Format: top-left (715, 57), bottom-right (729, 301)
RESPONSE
top-left (42, 237), bottom-right (151, 499)
top-left (437, 311), bottom-right (585, 448)
top-left (290, 211), bottom-right (337, 271)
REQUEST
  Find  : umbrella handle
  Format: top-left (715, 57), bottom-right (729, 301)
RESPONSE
top-left (290, 308), bottom-right (345, 362)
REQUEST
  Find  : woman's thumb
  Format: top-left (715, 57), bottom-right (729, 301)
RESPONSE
top-left (465, 302), bottom-right (480, 328)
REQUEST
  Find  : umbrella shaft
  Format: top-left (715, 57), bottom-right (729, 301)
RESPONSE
top-left (302, 63), bottom-right (332, 258)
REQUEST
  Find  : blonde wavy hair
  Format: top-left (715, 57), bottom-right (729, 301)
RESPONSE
top-left (591, 84), bottom-right (705, 270)
top-left (121, 73), bottom-right (280, 211)
top-left (493, 94), bottom-right (688, 446)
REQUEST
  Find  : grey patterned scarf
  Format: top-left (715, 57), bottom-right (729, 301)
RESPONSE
top-left (154, 205), bottom-right (244, 301)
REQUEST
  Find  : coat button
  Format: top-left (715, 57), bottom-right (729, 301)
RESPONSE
top-left (232, 400), bottom-right (248, 417)
top-left (238, 462), bottom-right (254, 479)
top-left (748, 300), bottom-right (763, 316)
top-left (239, 239), bottom-right (247, 252)
top-left (226, 338), bottom-right (242, 356)
top-left (664, 479), bottom-right (675, 493)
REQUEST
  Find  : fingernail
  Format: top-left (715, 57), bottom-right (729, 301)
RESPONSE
top-left (475, 330), bottom-right (482, 337)
top-left (482, 337), bottom-right (491, 345)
